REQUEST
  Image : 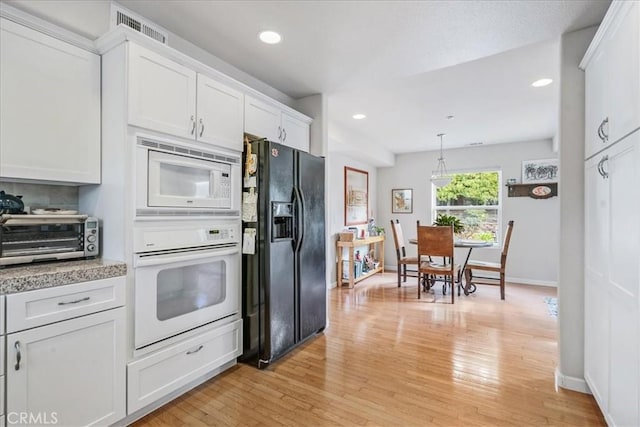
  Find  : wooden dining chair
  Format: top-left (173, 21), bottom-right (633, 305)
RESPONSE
top-left (464, 220), bottom-right (515, 300)
top-left (416, 223), bottom-right (460, 303)
top-left (390, 219), bottom-right (419, 287)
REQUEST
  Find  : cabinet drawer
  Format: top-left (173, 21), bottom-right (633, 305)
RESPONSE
top-left (0, 376), bottom-right (4, 416)
top-left (6, 276), bottom-right (125, 333)
top-left (0, 337), bottom-right (4, 377)
top-left (127, 319), bottom-right (242, 414)
top-left (0, 295), bottom-right (4, 334)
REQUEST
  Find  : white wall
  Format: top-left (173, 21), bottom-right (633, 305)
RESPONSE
top-left (326, 147), bottom-right (378, 287)
top-left (556, 26), bottom-right (597, 392)
top-left (377, 138), bottom-right (559, 286)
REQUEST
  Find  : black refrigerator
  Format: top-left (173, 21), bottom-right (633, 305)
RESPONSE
top-left (241, 139), bottom-right (326, 369)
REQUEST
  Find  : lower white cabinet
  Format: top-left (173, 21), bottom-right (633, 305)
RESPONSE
top-left (6, 307), bottom-right (126, 426)
top-left (584, 131), bottom-right (639, 426)
top-left (127, 319), bottom-right (242, 414)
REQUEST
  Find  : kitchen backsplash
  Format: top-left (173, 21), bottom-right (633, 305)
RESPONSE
top-left (0, 181), bottom-right (78, 212)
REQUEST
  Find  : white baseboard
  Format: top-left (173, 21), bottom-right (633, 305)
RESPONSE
top-left (507, 277), bottom-right (557, 287)
top-left (555, 367), bottom-right (591, 394)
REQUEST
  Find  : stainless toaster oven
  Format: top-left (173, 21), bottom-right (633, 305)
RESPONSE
top-left (0, 214), bottom-right (99, 267)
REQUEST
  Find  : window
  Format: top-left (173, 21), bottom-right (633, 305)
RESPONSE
top-left (432, 170), bottom-right (501, 244)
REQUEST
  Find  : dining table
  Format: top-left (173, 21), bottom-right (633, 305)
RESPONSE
top-left (408, 238), bottom-right (493, 295)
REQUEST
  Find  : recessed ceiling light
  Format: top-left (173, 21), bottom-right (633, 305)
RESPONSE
top-left (258, 30), bottom-right (282, 44)
top-left (446, 115), bottom-right (455, 120)
top-left (531, 78), bottom-right (553, 87)
top-left (352, 113), bottom-right (366, 120)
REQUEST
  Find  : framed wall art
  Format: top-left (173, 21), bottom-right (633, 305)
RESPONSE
top-left (392, 188), bottom-right (413, 213)
top-left (522, 158), bottom-right (559, 184)
top-left (344, 166), bottom-right (368, 225)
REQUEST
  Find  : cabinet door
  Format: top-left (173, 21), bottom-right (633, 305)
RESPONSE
top-left (196, 74), bottom-right (244, 151)
top-left (605, 1), bottom-right (640, 145)
top-left (584, 154), bottom-right (610, 410)
top-left (7, 308), bottom-right (126, 426)
top-left (128, 43), bottom-right (197, 139)
top-left (244, 95), bottom-right (281, 142)
top-left (606, 133), bottom-right (639, 427)
top-left (0, 18), bottom-right (100, 184)
top-left (584, 46), bottom-right (609, 159)
top-left (281, 111), bottom-right (310, 152)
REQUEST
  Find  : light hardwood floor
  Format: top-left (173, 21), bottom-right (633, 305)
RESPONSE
top-left (134, 273), bottom-right (604, 426)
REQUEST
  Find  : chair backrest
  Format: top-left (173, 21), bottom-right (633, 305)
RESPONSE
top-left (416, 224), bottom-right (454, 259)
top-left (390, 219), bottom-right (407, 259)
top-left (500, 220), bottom-right (515, 266)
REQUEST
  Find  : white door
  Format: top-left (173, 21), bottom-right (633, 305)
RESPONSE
top-left (604, 1), bottom-right (640, 145)
top-left (244, 95), bottom-right (281, 142)
top-left (7, 308), bottom-right (126, 426)
top-left (606, 134), bottom-right (639, 427)
top-left (584, 153), bottom-right (610, 410)
top-left (196, 74), bottom-right (244, 151)
top-left (281, 111), bottom-right (310, 152)
top-left (584, 46), bottom-right (609, 159)
top-left (134, 246), bottom-right (240, 349)
top-left (128, 43), bottom-right (197, 139)
top-left (0, 18), bottom-right (100, 184)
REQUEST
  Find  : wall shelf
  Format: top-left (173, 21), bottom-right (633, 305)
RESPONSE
top-left (506, 183), bottom-right (558, 199)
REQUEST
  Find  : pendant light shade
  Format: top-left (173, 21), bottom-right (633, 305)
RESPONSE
top-left (431, 133), bottom-right (452, 188)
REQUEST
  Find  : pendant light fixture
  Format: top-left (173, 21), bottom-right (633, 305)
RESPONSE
top-left (431, 133), bottom-right (452, 188)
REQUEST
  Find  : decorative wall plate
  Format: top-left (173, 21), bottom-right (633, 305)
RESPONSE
top-left (530, 185), bottom-right (552, 199)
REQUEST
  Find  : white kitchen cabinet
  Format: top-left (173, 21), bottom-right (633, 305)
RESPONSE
top-left (128, 43), bottom-right (244, 151)
top-left (245, 95), bottom-right (311, 152)
top-left (127, 319), bottom-right (242, 414)
top-left (7, 307), bottom-right (126, 427)
top-left (584, 131), bottom-right (640, 426)
top-left (0, 18), bottom-right (100, 184)
top-left (197, 74), bottom-right (244, 150)
top-left (582, 1), bottom-right (640, 159)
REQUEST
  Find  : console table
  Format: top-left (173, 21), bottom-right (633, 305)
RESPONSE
top-left (336, 235), bottom-right (385, 288)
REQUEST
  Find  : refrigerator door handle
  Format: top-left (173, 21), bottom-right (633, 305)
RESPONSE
top-left (293, 186), bottom-right (304, 253)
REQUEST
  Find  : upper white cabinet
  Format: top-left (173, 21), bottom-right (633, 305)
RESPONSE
top-left (245, 95), bottom-right (311, 152)
top-left (128, 43), bottom-right (244, 151)
top-left (0, 18), bottom-right (100, 184)
top-left (582, 1), bottom-right (640, 159)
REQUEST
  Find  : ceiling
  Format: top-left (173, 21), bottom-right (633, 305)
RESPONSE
top-left (5, 0), bottom-right (611, 156)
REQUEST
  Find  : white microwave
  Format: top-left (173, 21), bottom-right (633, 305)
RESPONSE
top-left (135, 139), bottom-right (240, 216)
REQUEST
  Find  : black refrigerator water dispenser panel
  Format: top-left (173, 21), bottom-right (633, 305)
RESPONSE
top-left (271, 202), bottom-right (293, 241)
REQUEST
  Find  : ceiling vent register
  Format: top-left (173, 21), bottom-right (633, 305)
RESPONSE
top-left (111, 4), bottom-right (168, 45)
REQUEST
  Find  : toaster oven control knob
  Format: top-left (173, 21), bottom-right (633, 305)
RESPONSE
top-left (87, 235), bottom-right (96, 243)
top-left (87, 244), bottom-right (96, 252)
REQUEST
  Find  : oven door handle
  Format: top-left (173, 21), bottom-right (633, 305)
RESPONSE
top-left (135, 246), bottom-right (239, 267)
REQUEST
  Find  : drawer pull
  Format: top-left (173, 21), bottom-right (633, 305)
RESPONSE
top-left (15, 341), bottom-right (21, 371)
top-left (58, 296), bottom-right (90, 306)
top-left (186, 345), bottom-right (204, 355)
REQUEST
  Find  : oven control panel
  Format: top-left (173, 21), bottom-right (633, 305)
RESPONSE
top-left (134, 223), bottom-right (240, 253)
top-left (207, 227), bottom-right (235, 241)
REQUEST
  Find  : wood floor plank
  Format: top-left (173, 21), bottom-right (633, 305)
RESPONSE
top-left (133, 274), bottom-right (605, 426)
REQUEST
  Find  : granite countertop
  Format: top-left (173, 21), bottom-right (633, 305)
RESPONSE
top-left (0, 259), bottom-right (127, 294)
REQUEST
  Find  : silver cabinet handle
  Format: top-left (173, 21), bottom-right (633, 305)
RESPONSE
top-left (278, 126), bottom-right (282, 141)
top-left (15, 341), bottom-right (21, 371)
top-left (186, 345), bottom-right (203, 355)
top-left (199, 118), bottom-right (205, 137)
top-left (600, 117), bottom-right (609, 143)
top-left (282, 128), bottom-right (287, 142)
top-left (58, 296), bottom-right (90, 306)
top-left (190, 115), bottom-right (196, 135)
top-left (600, 155), bottom-right (609, 179)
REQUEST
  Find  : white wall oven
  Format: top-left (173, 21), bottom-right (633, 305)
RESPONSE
top-left (133, 222), bottom-right (240, 350)
top-left (135, 137), bottom-right (241, 217)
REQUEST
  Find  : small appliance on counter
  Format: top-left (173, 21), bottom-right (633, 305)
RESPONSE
top-left (0, 190), bottom-right (25, 214)
top-left (0, 213), bottom-right (99, 267)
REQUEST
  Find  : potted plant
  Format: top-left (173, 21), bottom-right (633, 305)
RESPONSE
top-left (373, 226), bottom-right (385, 236)
top-left (433, 213), bottom-right (464, 234)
